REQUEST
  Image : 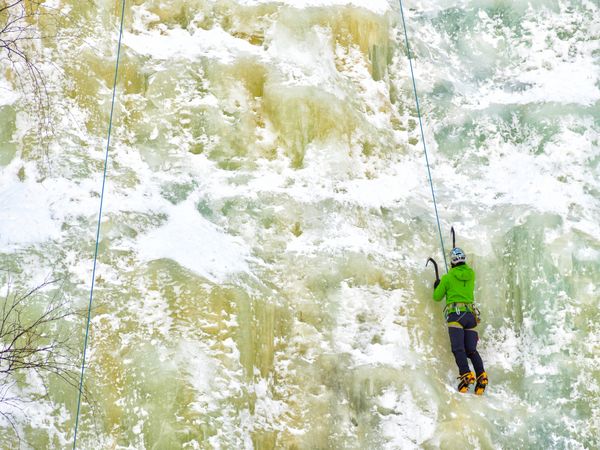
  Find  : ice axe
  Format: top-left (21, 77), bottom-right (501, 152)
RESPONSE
top-left (426, 257), bottom-right (440, 287)
top-left (451, 226), bottom-right (456, 249)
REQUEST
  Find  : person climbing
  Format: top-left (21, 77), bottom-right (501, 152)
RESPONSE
top-left (433, 247), bottom-right (488, 394)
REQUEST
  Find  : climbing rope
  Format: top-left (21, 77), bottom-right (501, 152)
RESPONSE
top-left (397, 0), bottom-right (448, 272)
top-left (72, 1), bottom-right (126, 448)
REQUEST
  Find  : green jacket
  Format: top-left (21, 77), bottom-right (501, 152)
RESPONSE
top-left (433, 263), bottom-right (475, 306)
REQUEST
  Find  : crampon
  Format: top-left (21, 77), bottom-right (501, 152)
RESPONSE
top-left (475, 372), bottom-right (488, 395)
top-left (457, 372), bottom-right (475, 393)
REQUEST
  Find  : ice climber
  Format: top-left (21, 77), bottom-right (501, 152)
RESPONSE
top-left (433, 248), bottom-right (488, 394)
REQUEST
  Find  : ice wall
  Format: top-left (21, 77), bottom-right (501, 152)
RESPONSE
top-left (0, 0), bottom-right (598, 448)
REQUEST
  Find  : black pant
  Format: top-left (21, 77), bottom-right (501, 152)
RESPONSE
top-left (447, 311), bottom-right (485, 376)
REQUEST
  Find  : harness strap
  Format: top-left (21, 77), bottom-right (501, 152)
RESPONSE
top-left (444, 302), bottom-right (476, 320)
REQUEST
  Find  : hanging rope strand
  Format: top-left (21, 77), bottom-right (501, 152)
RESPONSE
top-left (72, 1), bottom-right (126, 448)
top-left (397, 0), bottom-right (448, 272)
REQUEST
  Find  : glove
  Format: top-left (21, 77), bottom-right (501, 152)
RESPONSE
top-left (433, 279), bottom-right (440, 289)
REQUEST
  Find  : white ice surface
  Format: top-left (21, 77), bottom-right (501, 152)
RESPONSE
top-left (0, 166), bottom-right (82, 250)
top-left (0, 77), bottom-right (19, 106)
top-left (237, 0), bottom-right (390, 14)
top-left (136, 198), bottom-right (252, 283)
top-left (124, 26), bottom-right (263, 64)
top-left (475, 58), bottom-right (600, 108)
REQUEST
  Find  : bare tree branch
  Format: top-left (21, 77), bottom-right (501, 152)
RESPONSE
top-left (0, 1), bottom-right (56, 152)
top-left (0, 274), bottom-right (84, 444)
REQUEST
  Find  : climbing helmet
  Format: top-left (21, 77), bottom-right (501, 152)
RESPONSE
top-left (450, 247), bottom-right (466, 265)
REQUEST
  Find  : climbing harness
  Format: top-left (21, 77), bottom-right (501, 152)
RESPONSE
top-left (473, 305), bottom-right (482, 324)
top-left (398, 0), bottom-right (448, 272)
top-left (444, 301), bottom-right (480, 323)
top-left (444, 302), bottom-right (473, 320)
top-left (72, 1), bottom-right (126, 448)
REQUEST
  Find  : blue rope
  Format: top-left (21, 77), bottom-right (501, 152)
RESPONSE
top-left (72, 1), bottom-right (126, 448)
top-left (397, 0), bottom-right (448, 272)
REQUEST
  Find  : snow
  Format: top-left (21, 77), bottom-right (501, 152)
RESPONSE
top-left (475, 58), bottom-right (600, 108)
top-left (0, 163), bottom-right (93, 250)
top-left (377, 387), bottom-right (436, 449)
top-left (124, 26), bottom-right (263, 64)
top-left (0, 78), bottom-right (19, 106)
top-left (0, 179), bottom-right (62, 249)
top-left (237, 0), bottom-right (391, 14)
top-left (136, 198), bottom-right (252, 283)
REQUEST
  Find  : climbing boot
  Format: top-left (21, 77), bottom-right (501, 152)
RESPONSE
top-left (457, 372), bottom-right (475, 393)
top-left (475, 372), bottom-right (488, 395)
